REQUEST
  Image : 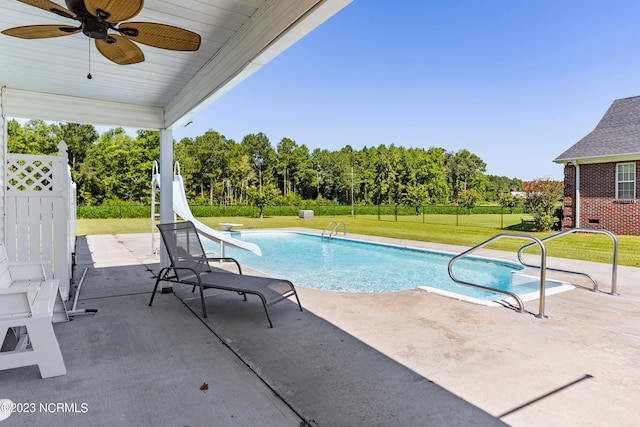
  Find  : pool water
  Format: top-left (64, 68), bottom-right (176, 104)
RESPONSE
top-left (207, 231), bottom-right (569, 303)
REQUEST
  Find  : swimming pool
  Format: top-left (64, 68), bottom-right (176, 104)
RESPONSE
top-left (207, 231), bottom-right (572, 304)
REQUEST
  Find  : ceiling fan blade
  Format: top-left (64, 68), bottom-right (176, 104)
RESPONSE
top-left (95, 35), bottom-right (144, 65)
top-left (84, 0), bottom-right (143, 23)
top-left (1, 24), bottom-right (80, 39)
top-left (118, 22), bottom-right (201, 51)
top-left (17, 0), bottom-right (76, 19)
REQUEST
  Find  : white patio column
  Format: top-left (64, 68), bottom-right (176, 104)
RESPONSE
top-left (0, 90), bottom-right (5, 244)
top-left (159, 128), bottom-right (173, 267)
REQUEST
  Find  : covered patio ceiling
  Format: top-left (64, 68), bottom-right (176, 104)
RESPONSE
top-left (0, 0), bottom-right (351, 130)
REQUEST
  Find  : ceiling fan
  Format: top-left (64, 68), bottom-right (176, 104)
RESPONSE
top-left (2, 0), bottom-right (201, 65)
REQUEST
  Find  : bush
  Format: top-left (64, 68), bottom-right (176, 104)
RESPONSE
top-left (76, 203), bottom-right (526, 219)
top-left (77, 205), bottom-right (151, 218)
top-left (459, 189), bottom-right (482, 214)
top-left (190, 205), bottom-right (256, 217)
top-left (522, 179), bottom-right (563, 232)
top-left (499, 192), bottom-right (522, 213)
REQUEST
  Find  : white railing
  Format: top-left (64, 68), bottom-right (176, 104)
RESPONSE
top-left (5, 141), bottom-right (76, 301)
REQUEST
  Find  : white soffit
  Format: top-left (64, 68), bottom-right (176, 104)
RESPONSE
top-left (1, 87), bottom-right (164, 129)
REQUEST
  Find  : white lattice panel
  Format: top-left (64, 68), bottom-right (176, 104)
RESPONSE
top-left (6, 157), bottom-right (54, 193)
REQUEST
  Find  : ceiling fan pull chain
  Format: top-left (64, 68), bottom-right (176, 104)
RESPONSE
top-left (87, 38), bottom-right (92, 80)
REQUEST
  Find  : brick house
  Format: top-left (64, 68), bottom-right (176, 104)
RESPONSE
top-left (553, 96), bottom-right (640, 236)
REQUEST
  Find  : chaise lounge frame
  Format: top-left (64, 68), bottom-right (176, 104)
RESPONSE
top-left (149, 221), bottom-right (302, 327)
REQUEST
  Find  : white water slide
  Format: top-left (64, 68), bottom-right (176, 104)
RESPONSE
top-left (151, 162), bottom-right (262, 256)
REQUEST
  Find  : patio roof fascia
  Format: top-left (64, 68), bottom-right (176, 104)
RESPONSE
top-left (553, 152), bottom-right (640, 165)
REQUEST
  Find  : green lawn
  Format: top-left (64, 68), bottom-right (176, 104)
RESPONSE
top-left (76, 215), bottom-right (639, 267)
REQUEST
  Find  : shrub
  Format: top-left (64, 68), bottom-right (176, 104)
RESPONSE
top-left (522, 179), bottom-right (563, 231)
top-left (459, 189), bottom-right (482, 214)
top-left (499, 192), bottom-right (522, 213)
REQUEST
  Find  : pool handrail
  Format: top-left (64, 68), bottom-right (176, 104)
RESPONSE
top-left (322, 221), bottom-right (346, 238)
top-left (516, 228), bottom-right (618, 295)
top-left (448, 233), bottom-right (548, 318)
top-left (321, 221), bottom-right (336, 237)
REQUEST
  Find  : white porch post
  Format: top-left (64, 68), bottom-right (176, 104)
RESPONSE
top-left (0, 89), bottom-right (5, 244)
top-left (159, 128), bottom-right (173, 267)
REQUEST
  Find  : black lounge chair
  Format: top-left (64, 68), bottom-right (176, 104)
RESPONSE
top-left (149, 221), bottom-right (302, 327)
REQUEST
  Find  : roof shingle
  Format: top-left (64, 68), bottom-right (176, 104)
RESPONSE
top-left (554, 96), bottom-right (640, 162)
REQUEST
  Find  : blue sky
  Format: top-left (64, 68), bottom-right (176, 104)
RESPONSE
top-left (175, 0), bottom-right (640, 181)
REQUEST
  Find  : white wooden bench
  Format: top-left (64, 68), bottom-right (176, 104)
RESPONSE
top-left (0, 244), bottom-right (67, 378)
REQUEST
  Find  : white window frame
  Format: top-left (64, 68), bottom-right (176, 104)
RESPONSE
top-left (616, 162), bottom-right (636, 200)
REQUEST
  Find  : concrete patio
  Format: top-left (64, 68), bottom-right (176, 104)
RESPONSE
top-left (2, 229), bottom-right (638, 426)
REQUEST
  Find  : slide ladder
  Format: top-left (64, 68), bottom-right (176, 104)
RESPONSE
top-left (151, 161), bottom-right (262, 257)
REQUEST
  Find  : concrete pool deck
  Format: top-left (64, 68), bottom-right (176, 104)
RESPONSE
top-left (2, 229), bottom-right (639, 426)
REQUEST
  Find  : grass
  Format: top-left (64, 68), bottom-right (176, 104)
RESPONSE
top-left (76, 215), bottom-right (640, 267)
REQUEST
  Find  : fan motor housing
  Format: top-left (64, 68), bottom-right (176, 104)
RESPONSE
top-left (82, 20), bottom-right (108, 40)
top-left (65, 0), bottom-right (88, 15)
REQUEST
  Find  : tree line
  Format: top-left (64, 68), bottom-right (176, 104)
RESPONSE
top-left (8, 119), bottom-right (524, 210)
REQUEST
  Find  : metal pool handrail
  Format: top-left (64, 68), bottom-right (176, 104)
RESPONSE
top-left (322, 221), bottom-right (336, 237)
top-left (322, 221), bottom-right (346, 238)
top-left (517, 228), bottom-right (618, 295)
top-left (448, 233), bottom-right (548, 318)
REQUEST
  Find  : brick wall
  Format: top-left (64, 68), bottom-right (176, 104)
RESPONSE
top-left (563, 161), bottom-right (640, 235)
top-left (562, 165), bottom-right (576, 229)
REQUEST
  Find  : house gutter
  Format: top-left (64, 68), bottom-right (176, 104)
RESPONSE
top-left (573, 161), bottom-right (580, 228)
